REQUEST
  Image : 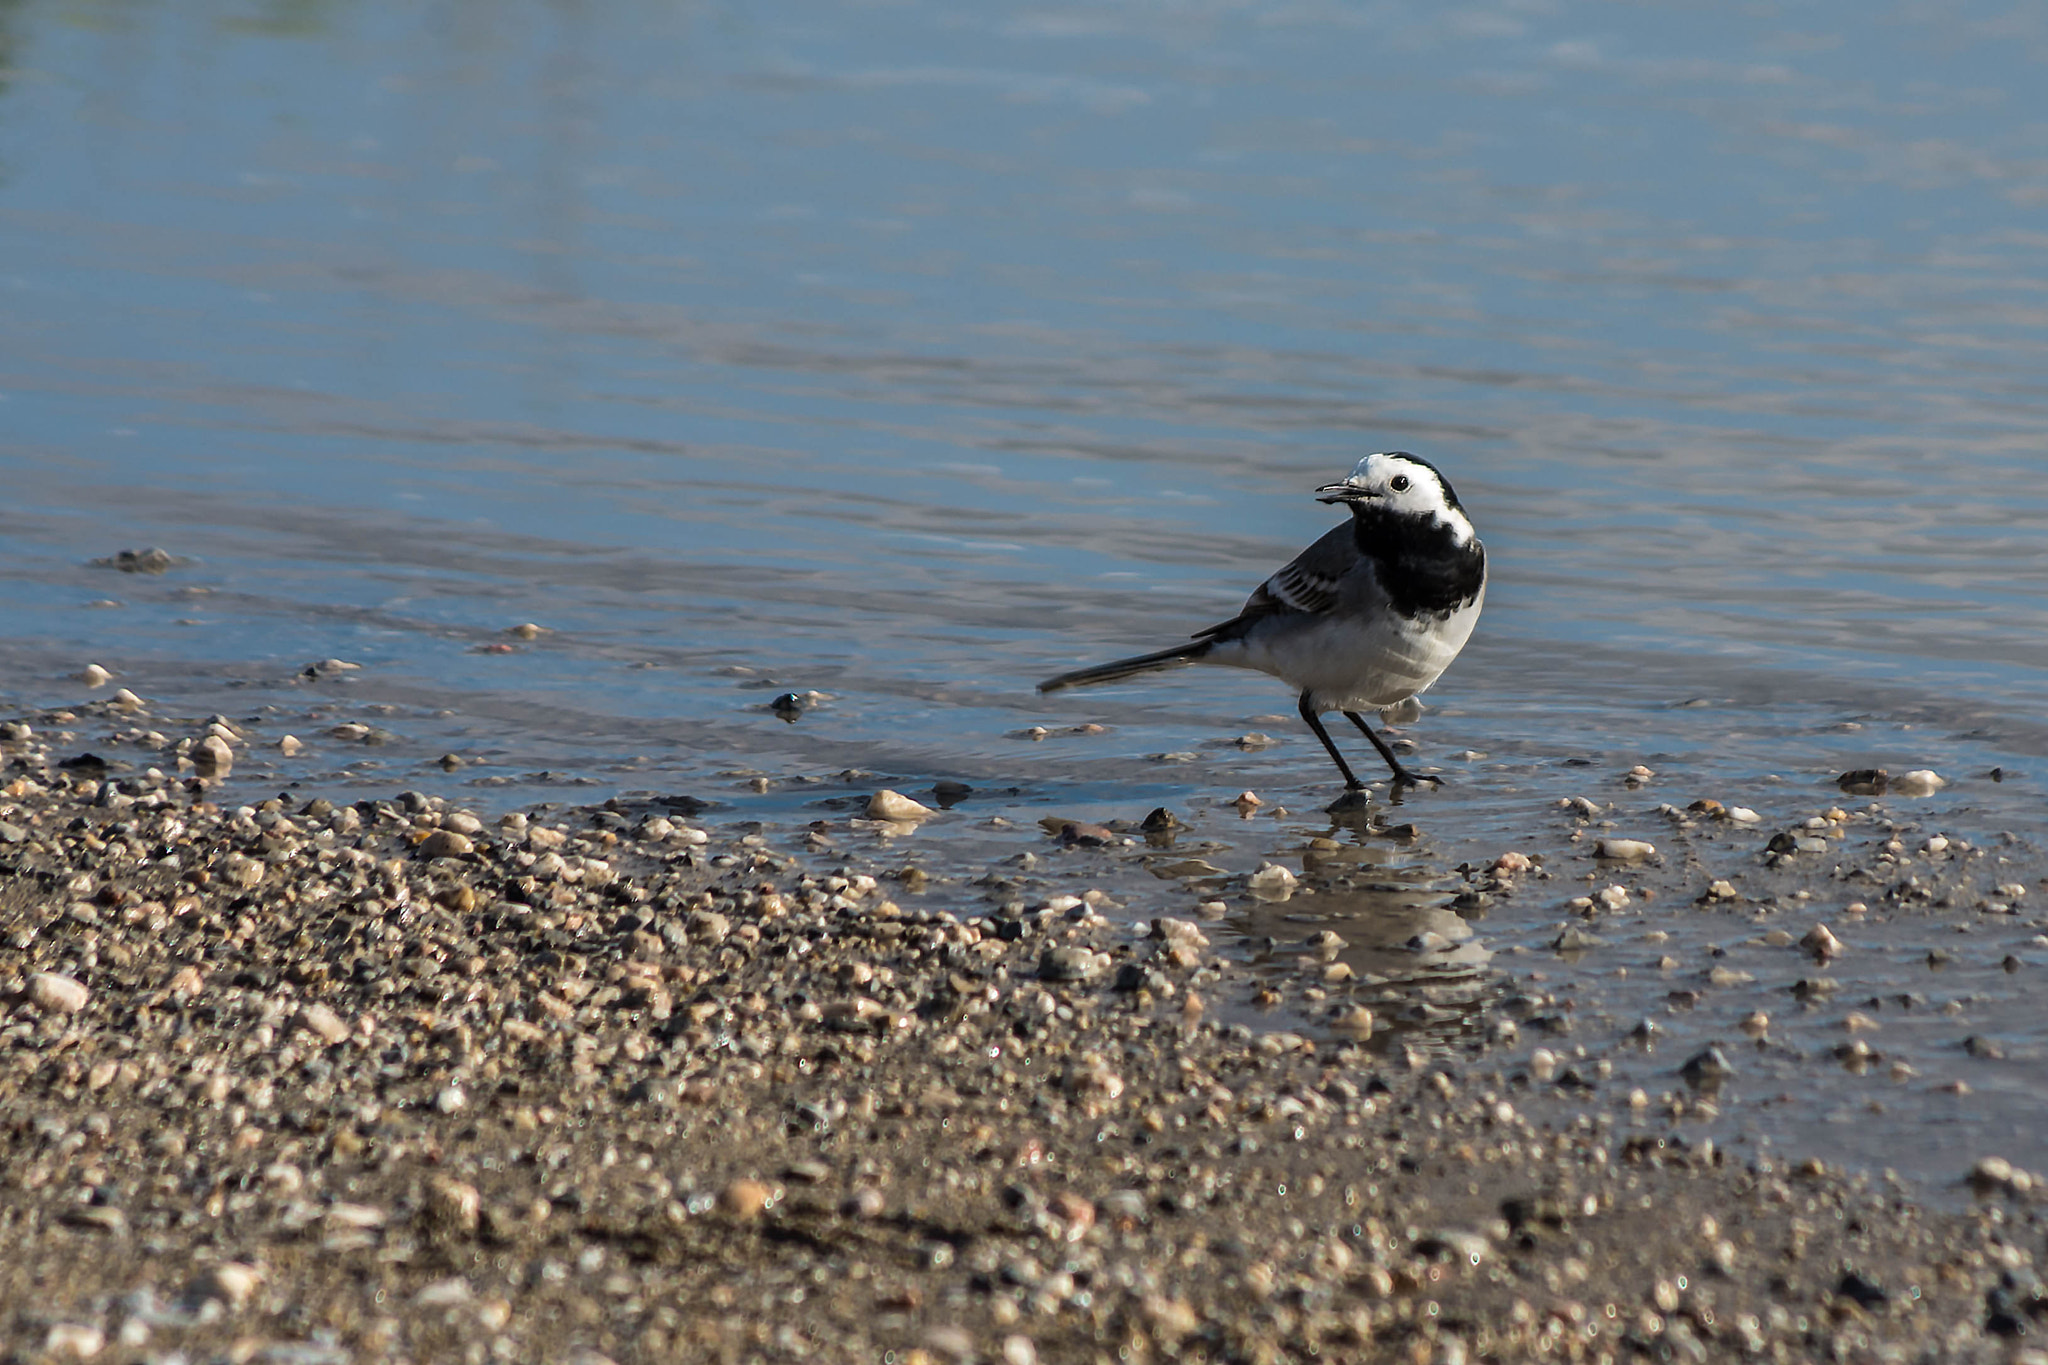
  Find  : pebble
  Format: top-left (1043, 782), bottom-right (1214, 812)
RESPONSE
top-left (278, 734), bottom-right (304, 756)
top-left (717, 1178), bottom-right (773, 1221)
top-left (1039, 946), bottom-right (1109, 982)
top-left (188, 1262), bottom-right (263, 1311)
top-left (1969, 1156), bottom-right (2034, 1197)
top-left (418, 829), bottom-right (474, 859)
top-left (296, 1003), bottom-right (352, 1046)
top-left (193, 734), bottom-right (234, 778)
top-left (1246, 863), bottom-right (1298, 899)
top-left (1891, 769), bottom-right (1946, 797)
top-left (1681, 1046), bottom-right (1736, 1086)
top-left (1801, 924), bottom-right (1845, 960)
top-left (424, 1176), bottom-right (482, 1238)
top-left (1329, 1006), bottom-right (1374, 1040)
top-left (27, 971), bottom-right (90, 1014)
top-left (1593, 838), bottom-right (1657, 863)
top-left (42, 1324), bottom-right (105, 1360)
top-left (77, 664), bottom-right (113, 688)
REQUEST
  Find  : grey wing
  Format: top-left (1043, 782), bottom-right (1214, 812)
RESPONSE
top-left (1194, 523), bottom-right (1361, 642)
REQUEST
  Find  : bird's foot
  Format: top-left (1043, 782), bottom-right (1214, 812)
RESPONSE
top-left (1325, 786), bottom-right (1374, 816)
top-left (1390, 769), bottom-right (1443, 788)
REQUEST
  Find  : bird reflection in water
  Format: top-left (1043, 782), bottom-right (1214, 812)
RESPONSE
top-left (1225, 822), bottom-right (1502, 1059)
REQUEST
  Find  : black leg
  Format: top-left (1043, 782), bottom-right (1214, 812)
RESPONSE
top-left (1297, 693), bottom-right (1364, 790)
top-left (1344, 710), bottom-right (1441, 786)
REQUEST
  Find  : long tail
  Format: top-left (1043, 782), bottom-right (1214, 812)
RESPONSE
top-left (1038, 641), bottom-right (1212, 693)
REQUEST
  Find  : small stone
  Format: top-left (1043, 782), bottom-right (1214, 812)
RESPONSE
top-left (42, 1324), bottom-right (105, 1360)
top-left (27, 971), bottom-right (89, 1014)
top-left (1681, 1046), bottom-right (1735, 1086)
top-left (1970, 1156), bottom-right (2021, 1195)
top-left (1837, 769), bottom-right (1889, 796)
top-left (1724, 806), bottom-right (1761, 824)
top-left (78, 664), bottom-right (114, 688)
top-left (1247, 863), bottom-right (1298, 899)
top-left (866, 789), bottom-right (934, 821)
top-left (436, 1084), bottom-right (467, 1113)
top-left (296, 1003), bottom-right (352, 1046)
top-left (1233, 791), bottom-right (1263, 815)
top-left (188, 1261), bottom-right (263, 1311)
top-left (424, 1176), bottom-right (482, 1239)
top-left (1801, 924), bottom-right (1844, 959)
top-left (717, 1179), bottom-right (772, 1221)
top-left (1039, 946), bottom-right (1109, 982)
top-left (1740, 1011), bottom-right (1769, 1039)
top-left (110, 687), bottom-right (145, 711)
top-left (1330, 1006), bottom-right (1374, 1040)
top-left (418, 829), bottom-right (474, 859)
top-left (278, 734), bottom-right (303, 756)
top-left (1001, 1337), bottom-right (1038, 1365)
top-left (508, 622), bottom-right (547, 639)
top-left (1592, 838), bottom-right (1657, 863)
top-left (1047, 1190), bottom-right (1096, 1241)
top-left (1890, 769), bottom-right (1946, 797)
top-left (193, 734), bottom-right (233, 778)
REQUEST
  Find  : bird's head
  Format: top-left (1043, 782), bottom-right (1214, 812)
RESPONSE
top-left (1316, 451), bottom-right (1475, 542)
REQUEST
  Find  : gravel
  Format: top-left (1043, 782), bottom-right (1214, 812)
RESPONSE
top-left (1, 711), bottom-right (2043, 1362)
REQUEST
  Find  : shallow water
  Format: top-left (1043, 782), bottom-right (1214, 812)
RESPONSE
top-left (5, 0), bottom-right (2048, 1191)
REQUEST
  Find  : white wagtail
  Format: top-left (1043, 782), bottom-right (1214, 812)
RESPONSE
top-left (1039, 451), bottom-right (1486, 795)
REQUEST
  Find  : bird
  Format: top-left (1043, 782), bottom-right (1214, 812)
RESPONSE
top-left (1038, 451), bottom-right (1485, 799)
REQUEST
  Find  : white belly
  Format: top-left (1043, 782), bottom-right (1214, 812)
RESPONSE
top-left (1211, 589), bottom-right (1483, 713)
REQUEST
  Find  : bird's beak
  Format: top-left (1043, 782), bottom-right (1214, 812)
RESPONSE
top-left (1316, 480), bottom-right (1371, 504)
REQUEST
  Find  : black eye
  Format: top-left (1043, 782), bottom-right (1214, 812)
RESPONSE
top-left (1389, 474), bottom-right (1410, 493)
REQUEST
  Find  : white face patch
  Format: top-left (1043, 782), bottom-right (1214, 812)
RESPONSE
top-left (1344, 452), bottom-right (1476, 543)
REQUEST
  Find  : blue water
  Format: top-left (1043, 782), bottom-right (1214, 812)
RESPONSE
top-left (4, 0), bottom-right (2048, 1190)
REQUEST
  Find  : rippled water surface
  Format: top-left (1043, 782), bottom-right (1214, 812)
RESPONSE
top-left (5, 0), bottom-right (2048, 1190)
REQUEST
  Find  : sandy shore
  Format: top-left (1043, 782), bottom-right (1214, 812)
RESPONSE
top-left (4, 708), bottom-right (2046, 1364)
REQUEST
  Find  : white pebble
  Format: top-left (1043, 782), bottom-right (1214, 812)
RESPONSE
top-left (77, 664), bottom-right (114, 688)
top-left (1801, 924), bottom-right (1844, 959)
top-left (1890, 769), bottom-right (1946, 797)
top-left (1246, 863), bottom-right (1298, 899)
top-left (865, 789), bottom-right (933, 822)
top-left (1592, 837), bottom-right (1657, 863)
top-left (27, 971), bottom-right (90, 1014)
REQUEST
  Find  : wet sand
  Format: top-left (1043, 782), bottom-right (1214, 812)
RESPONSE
top-left (4, 706), bottom-right (2047, 1364)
